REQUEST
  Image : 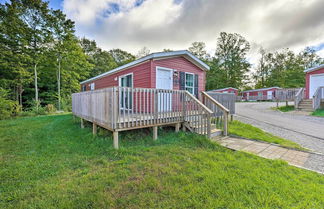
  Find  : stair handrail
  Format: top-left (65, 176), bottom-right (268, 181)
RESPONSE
top-left (313, 86), bottom-right (324, 110)
top-left (185, 91), bottom-right (213, 114)
top-left (201, 91), bottom-right (229, 136)
top-left (294, 88), bottom-right (304, 109)
top-left (184, 91), bottom-right (213, 138)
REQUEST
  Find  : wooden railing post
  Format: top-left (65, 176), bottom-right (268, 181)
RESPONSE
top-left (223, 110), bottom-right (228, 136)
top-left (154, 90), bottom-right (158, 123)
top-left (182, 92), bottom-right (186, 121)
top-left (113, 87), bottom-right (119, 129)
top-left (207, 114), bottom-right (211, 138)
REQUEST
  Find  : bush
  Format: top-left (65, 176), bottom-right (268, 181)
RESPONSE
top-left (0, 88), bottom-right (21, 120)
top-left (45, 104), bottom-right (56, 113)
top-left (61, 96), bottom-right (72, 112)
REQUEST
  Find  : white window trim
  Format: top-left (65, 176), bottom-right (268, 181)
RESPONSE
top-left (90, 83), bottom-right (95, 91)
top-left (118, 73), bottom-right (134, 88)
top-left (118, 73), bottom-right (134, 111)
top-left (310, 73), bottom-right (324, 98)
top-left (155, 66), bottom-right (173, 89)
top-left (185, 72), bottom-right (195, 94)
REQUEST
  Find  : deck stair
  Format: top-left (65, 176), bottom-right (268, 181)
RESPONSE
top-left (297, 99), bottom-right (313, 112)
top-left (185, 121), bottom-right (223, 137)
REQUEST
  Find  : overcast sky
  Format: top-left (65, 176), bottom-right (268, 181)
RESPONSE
top-left (6, 0), bottom-right (324, 65)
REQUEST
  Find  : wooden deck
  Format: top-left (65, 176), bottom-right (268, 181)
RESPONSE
top-left (72, 87), bottom-right (230, 149)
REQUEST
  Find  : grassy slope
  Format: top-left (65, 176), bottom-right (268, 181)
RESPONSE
top-left (0, 114), bottom-right (323, 209)
top-left (312, 109), bottom-right (324, 117)
top-left (229, 120), bottom-right (304, 150)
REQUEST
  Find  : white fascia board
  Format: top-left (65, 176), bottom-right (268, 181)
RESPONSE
top-left (80, 50), bottom-right (209, 84)
top-left (304, 64), bottom-right (324, 73)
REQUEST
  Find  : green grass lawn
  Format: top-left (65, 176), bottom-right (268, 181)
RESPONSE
top-left (229, 120), bottom-right (305, 150)
top-left (272, 105), bottom-right (295, 112)
top-left (311, 109), bottom-right (324, 117)
top-left (1, 114), bottom-right (323, 208)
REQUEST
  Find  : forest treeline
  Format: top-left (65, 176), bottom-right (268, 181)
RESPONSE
top-left (1, 0), bottom-right (323, 119)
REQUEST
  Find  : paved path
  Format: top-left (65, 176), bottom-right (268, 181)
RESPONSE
top-left (235, 102), bottom-right (324, 154)
top-left (214, 137), bottom-right (324, 174)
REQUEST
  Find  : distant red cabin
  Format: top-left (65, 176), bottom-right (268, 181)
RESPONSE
top-left (80, 50), bottom-right (209, 99)
top-left (208, 87), bottom-right (238, 96)
top-left (304, 64), bottom-right (324, 99)
top-left (242, 87), bottom-right (281, 101)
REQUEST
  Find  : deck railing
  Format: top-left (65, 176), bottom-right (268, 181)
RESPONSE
top-left (205, 92), bottom-right (235, 115)
top-left (294, 88), bottom-right (304, 109)
top-left (275, 88), bottom-right (301, 102)
top-left (201, 91), bottom-right (229, 136)
top-left (313, 86), bottom-right (324, 110)
top-left (245, 95), bottom-right (272, 101)
top-left (72, 87), bottom-right (219, 138)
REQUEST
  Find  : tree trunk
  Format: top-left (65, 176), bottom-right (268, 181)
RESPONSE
top-left (34, 63), bottom-right (38, 109)
top-left (57, 59), bottom-right (61, 111)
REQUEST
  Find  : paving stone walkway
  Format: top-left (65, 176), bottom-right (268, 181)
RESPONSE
top-left (213, 137), bottom-right (323, 174)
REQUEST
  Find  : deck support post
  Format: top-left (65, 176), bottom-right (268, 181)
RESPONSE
top-left (182, 123), bottom-right (186, 131)
top-left (113, 131), bottom-right (119, 149)
top-left (175, 123), bottom-right (180, 132)
top-left (93, 123), bottom-right (97, 135)
top-left (153, 126), bottom-right (158, 140)
top-left (80, 118), bottom-right (84, 129)
top-left (230, 115), bottom-right (233, 121)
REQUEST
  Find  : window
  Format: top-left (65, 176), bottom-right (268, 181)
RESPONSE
top-left (90, 83), bottom-right (95, 90)
top-left (119, 74), bottom-right (133, 88)
top-left (82, 85), bottom-right (86, 91)
top-left (119, 73), bottom-right (133, 110)
top-left (185, 73), bottom-right (194, 94)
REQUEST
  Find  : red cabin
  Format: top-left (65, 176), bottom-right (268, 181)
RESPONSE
top-left (80, 50), bottom-right (209, 98)
top-left (242, 87), bottom-right (281, 101)
top-left (208, 87), bottom-right (238, 96)
top-left (304, 64), bottom-right (324, 99)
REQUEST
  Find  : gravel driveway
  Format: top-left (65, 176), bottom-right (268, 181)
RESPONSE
top-left (235, 102), bottom-right (324, 173)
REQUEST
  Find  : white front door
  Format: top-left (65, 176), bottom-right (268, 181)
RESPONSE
top-left (156, 67), bottom-right (173, 112)
top-left (267, 91), bottom-right (272, 100)
top-left (310, 74), bottom-right (324, 98)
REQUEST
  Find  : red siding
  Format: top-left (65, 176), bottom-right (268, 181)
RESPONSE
top-left (81, 61), bottom-right (151, 90)
top-left (242, 88), bottom-right (279, 99)
top-left (211, 88), bottom-right (238, 96)
top-left (81, 56), bottom-right (206, 93)
top-left (305, 68), bottom-right (324, 99)
top-left (152, 57), bottom-right (206, 92)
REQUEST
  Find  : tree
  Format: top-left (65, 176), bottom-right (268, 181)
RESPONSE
top-left (0, 1), bottom-right (32, 106)
top-left (253, 48), bottom-right (269, 88)
top-left (109, 49), bottom-right (135, 66)
top-left (188, 42), bottom-right (209, 60)
top-left (136, 46), bottom-right (150, 58)
top-left (253, 47), bottom-right (323, 88)
top-left (212, 32), bottom-right (251, 89)
top-left (80, 38), bottom-right (118, 77)
top-left (19, 0), bottom-right (54, 108)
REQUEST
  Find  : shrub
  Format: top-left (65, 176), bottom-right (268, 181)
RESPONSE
top-left (0, 88), bottom-right (21, 120)
top-left (61, 96), bottom-right (72, 112)
top-left (45, 104), bottom-right (56, 113)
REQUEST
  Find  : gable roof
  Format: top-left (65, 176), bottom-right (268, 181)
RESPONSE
top-left (210, 87), bottom-right (238, 91)
top-left (304, 64), bottom-right (324, 73)
top-left (80, 50), bottom-right (210, 84)
top-left (242, 86), bottom-right (281, 93)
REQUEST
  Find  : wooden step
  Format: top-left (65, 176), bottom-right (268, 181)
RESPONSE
top-left (299, 108), bottom-right (314, 112)
top-left (300, 102), bottom-right (312, 104)
top-left (298, 105), bottom-right (313, 108)
top-left (211, 128), bottom-right (222, 137)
